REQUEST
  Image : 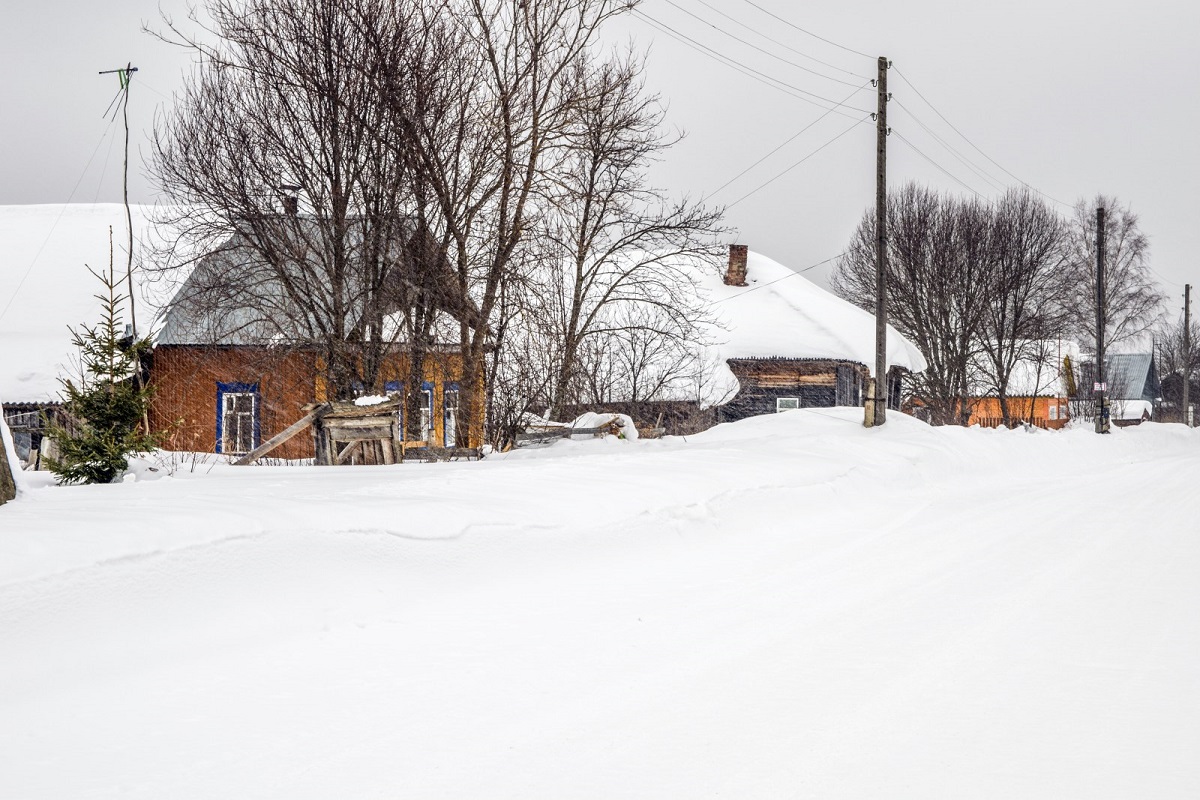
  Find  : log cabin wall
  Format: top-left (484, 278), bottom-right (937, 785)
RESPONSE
top-left (719, 358), bottom-right (870, 422)
top-left (149, 346), bottom-right (468, 458)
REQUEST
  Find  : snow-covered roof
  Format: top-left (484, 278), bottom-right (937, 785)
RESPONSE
top-left (0, 204), bottom-right (173, 404)
top-left (694, 250), bottom-right (926, 405)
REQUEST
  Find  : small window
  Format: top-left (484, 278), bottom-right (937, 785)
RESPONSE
top-left (420, 382), bottom-right (434, 440)
top-left (1048, 404), bottom-right (1058, 420)
top-left (776, 397), bottom-right (800, 412)
top-left (444, 386), bottom-right (459, 447)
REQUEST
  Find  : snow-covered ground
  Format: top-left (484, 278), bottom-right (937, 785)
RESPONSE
top-left (2, 411), bottom-right (1198, 798)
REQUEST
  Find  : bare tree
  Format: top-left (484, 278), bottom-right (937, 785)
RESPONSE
top-left (834, 183), bottom-right (995, 425)
top-left (976, 188), bottom-right (1068, 426)
top-left (149, 0), bottom-right (418, 400)
top-left (533, 51), bottom-right (724, 417)
top-left (1059, 195), bottom-right (1164, 353)
top-left (361, 0), bottom-right (638, 445)
top-left (1154, 315), bottom-right (1200, 422)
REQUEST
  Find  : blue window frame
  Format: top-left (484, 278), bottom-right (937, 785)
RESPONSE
top-left (216, 382), bottom-right (260, 454)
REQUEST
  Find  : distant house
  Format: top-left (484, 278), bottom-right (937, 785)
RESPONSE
top-left (701, 245), bottom-right (926, 422)
top-left (1069, 352), bottom-right (1161, 426)
top-left (148, 220), bottom-right (482, 458)
top-left (963, 341), bottom-right (1078, 430)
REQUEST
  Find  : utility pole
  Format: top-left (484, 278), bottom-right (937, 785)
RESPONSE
top-left (98, 63), bottom-right (138, 337)
top-left (1184, 284), bottom-right (1192, 426)
top-left (866, 55), bottom-right (889, 428)
top-left (1094, 206), bottom-right (1108, 434)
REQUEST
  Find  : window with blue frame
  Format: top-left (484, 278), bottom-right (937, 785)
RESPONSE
top-left (216, 382), bottom-right (260, 454)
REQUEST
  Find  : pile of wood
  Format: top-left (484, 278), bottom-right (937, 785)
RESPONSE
top-left (233, 398), bottom-right (481, 466)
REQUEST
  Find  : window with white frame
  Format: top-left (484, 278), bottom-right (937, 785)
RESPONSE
top-left (420, 383), bottom-right (433, 441)
top-left (219, 390), bottom-right (257, 454)
top-left (776, 397), bottom-right (800, 412)
top-left (443, 387), bottom-right (459, 447)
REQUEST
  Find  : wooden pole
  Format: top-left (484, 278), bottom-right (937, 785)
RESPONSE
top-left (1184, 283), bottom-right (1192, 426)
top-left (1095, 206), bottom-right (1108, 434)
top-left (867, 55), bottom-right (889, 427)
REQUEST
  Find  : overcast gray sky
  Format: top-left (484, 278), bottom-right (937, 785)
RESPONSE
top-left (2, 0), bottom-right (1197, 303)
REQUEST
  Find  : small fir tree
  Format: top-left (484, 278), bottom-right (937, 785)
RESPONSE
top-left (46, 229), bottom-right (159, 484)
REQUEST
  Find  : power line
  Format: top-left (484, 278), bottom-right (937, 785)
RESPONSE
top-left (891, 98), bottom-right (1007, 194)
top-left (695, 0), bottom-right (868, 79)
top-left (661, 0), bottom-right (868, 88)
top-left (633, 10), bottom-right (872, 117)
top-left (708, 80), bottom-right (871, 199)
top-left (891, 129), bottom-right (987, 199)
top-left (727, 114), bottom-right (871, 209)
top-left (891, 65), bottom-right (1070, 208)
top-left (737, 0), bottom-right (875, 60)
top-left (710, 253), bottom-right (844, 305)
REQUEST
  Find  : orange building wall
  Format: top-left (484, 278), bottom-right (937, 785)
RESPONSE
top-left (966, 396), bottom-right (1069, 430)
top-left (149, 346), bottom-right (471, 458)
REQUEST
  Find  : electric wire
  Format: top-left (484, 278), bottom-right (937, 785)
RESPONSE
top-left (737, 0), bottom-right (876, 60)
top-left (891, 98), bottom-right (1007, 194)
top-left (891, 129), bottom-right (987, 199)
top-left (633, 10), bottom-right (872, 117)
top-left (661, 0), bottom-right (868, 88)
top-left (91, 117), bottom-right (121, 204)
top-left (695, 0), bottom-right (868, 79)
top-left (0, 113), bottom-right (123, 324)
top-left (707, 80), bottom-right (872, 199)
top-left (709, 253), bottom-right (844, 305)
top-left (725, 114), bottom-right (872, 209)
top-left (891, 65), bottom-right (1070, 207)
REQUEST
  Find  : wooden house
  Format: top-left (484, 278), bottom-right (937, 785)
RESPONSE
top-left (147, 221), bottom-right (482, 460)
top-left (701, 246), bottom-right (926, 423)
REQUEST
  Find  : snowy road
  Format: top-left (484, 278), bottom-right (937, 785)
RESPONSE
top-left (2, 411), bottom-right (1198, 798)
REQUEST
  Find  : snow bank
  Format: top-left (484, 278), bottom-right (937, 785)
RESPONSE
top-left (2, 413), bottom-right (1199, 798)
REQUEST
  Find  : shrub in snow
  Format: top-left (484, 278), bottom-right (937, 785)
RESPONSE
top-left (45, 240), bottom-right (161, 485)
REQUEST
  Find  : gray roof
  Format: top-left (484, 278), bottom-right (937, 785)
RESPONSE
top-left (1104, 353), bottom-right (1160, 401)
top-left (157, 217), bottom-right (478, 346)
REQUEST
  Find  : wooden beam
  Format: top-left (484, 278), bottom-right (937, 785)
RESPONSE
top-left (233, 408), bottom-right (323, 466)
top-left (334, 439), bottom-right (363, 465)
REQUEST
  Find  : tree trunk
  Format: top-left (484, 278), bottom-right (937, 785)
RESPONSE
top-left (1, 416), bottom-right (18, 505)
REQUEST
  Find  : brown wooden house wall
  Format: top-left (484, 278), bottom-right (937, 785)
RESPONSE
top-left (149, 345), bottom-right (470, 459)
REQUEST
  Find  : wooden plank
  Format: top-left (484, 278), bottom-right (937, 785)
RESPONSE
top-left (233, 408), bottom-right (322, 466)
top-left (515, 426), bottom-right (607, 444)
top-left (334, 439), bottom-right (362, 465)
top-left (326, 422), bottom-right (395, 440)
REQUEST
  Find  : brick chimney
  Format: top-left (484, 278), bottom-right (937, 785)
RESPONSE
top-left (278, 184), bottom-right (301, 216)
top-left (724, 244), bottom-right (748, 286)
